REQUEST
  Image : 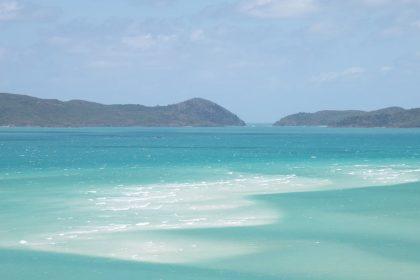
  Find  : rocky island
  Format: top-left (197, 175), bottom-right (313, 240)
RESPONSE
top-left (0, 92), bottom-right (245, 127)
top-left (275, 107), bottom-right (420, 128)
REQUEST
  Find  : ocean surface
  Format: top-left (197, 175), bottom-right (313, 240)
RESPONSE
top-left (1, 126), bottom-right (420, 279)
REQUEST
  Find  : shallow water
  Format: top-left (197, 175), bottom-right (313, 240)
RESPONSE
top-left (1, 126), bottom-right (420, 279)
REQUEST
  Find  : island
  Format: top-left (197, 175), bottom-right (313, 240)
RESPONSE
top-left (0, 92), bottom-right (246, 127)
top-left (274, 107), bottom-right (420, 128)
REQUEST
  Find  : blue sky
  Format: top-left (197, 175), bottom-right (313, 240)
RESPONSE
top-left (1, 0), bottom-right (420, 122)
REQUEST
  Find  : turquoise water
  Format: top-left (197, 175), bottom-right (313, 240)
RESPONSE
top-left (1, 126), bottom-right (420, 279)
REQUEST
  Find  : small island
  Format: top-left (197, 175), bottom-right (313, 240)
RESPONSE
top-left (0, 92), bottom-right (245, 127)
top-left (274, 107), bottom-right (420, 128)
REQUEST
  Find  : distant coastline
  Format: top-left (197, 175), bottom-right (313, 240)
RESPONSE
top-left (2, 91), bottom-right (420, 128)
top-left (0, 92), bottom-right (245, 127)
top-left (274, 107), bottom-right (420, 128)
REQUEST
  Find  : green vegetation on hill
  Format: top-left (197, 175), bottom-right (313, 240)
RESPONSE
top-left (0, 93), bottom-right (246, 127)
top-left (275, 107), bottom-right (420, 128)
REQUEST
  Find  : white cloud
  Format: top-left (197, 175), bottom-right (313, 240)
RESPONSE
top-left (239, 0), bottom-right (318, 19)
top-left (412, 20), bottom-right (420, 29)
top-left (310, 67), bottom-right (366, 83)
top-left (379, 19), bottom-right (420, 37)
top-left (86, 59), bottom-right (130, 69)
top-left (0, 0), bottom-right (21, 21)
top-left (47, 29), bottom-right (180, 71)
top-left (308, 22), bottom-right (341, 35)
top-left (0, 47), bottom-right (6, 60)
top-left (121, 34), bottom-right (176, 50)
top-left (359, 0), bottom-right (390, 6)
top-left (48, 36), bottom-right (72, 45)
top-left (381, 26), bottom-right (403, 36)
top-left (122, 34), bottom-right (156, 49)
top-left (48, 36), bottom-right (93, 54)
top-left (190, 29), bottom-right (205, 42)
top-left (359, 0), bottom-right (420, 6)
top-left (380, 65), bottom-right (393, 72)
top-left (126, 0), bottom-right (176, 7)
top-left (0, 1), bottom-right (59, 22)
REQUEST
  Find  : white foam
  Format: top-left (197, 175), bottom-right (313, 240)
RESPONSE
top-left (332, 164), bottom-right (420, 186)
top-left (9, 165), bottom-right (420, 264)
top-left (10, 173), bottom-right (330, 263)
top-left (26, 234), bottom-right (260, 264)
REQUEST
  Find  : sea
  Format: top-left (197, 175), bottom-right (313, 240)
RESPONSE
top-left (1, 126), bottom-right (420, 280)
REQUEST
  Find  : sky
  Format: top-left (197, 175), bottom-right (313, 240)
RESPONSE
top-left (1, 0), bottom-right (420, 122)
